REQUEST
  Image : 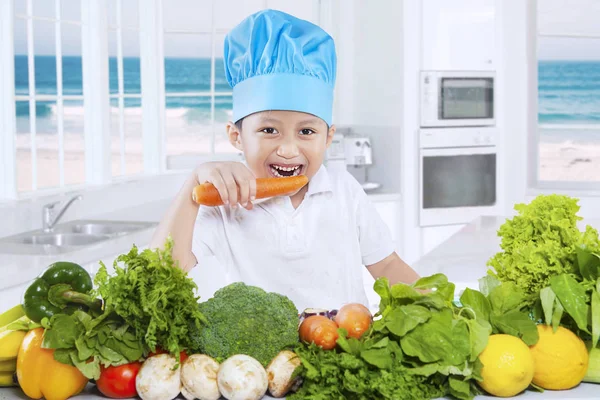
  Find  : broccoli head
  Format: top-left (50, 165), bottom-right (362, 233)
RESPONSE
top-left (193, 282), bottom-right (299, 366)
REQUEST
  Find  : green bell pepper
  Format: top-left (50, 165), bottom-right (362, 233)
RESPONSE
top-left (23, 261), bottom-right (102, 322)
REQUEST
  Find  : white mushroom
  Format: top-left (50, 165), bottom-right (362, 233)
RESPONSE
top-left (266, 350), bottom-right (302, 398)
top-left (180, 354), bottom-right (221, 400)
top-left (136, 354), bottom-right (181, 400)
top-left (217, 355), bottom-right (268, 400)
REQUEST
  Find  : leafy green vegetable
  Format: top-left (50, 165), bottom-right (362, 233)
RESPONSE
top-left (195, 282), bottom-right (299, 367)
top-left (94, 238), bottom-right (206, 357)
top-left (41, 310), bottom-right (144, 380)
top-left (289, 343), bottom-right (449, 400)
top-left (549, 274), bottom-right (589, 332)
top-left (293, 275), bottom-right (486, 399)
top-left (592, 291), bottom-right (600, 347)
top-left (487, 195), bottom-right (599, 304)
top-left (470, 276), bottom-right (539, 345)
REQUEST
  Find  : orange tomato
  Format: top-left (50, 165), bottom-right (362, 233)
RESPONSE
top-left (299, 315), bottom-right (339, 350)
top-left (334, 303), bottom-right (372, 339)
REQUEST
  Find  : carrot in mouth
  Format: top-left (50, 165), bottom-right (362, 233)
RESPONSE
top-left (192, 175), bottom-right (309, 206)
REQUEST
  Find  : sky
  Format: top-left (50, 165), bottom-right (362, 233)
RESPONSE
top-left (13, 0), bottom-right (600, 60)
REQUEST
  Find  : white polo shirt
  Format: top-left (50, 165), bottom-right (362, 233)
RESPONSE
top-left (191, 165), bottom-right (395, 312)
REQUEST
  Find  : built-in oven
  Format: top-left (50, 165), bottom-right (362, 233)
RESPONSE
top-left (419, 127), bottom-right (498, 226)
top-left (420, 70), bottom-right (495, 128)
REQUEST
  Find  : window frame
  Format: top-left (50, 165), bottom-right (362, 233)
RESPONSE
top-left (528, 0), bottom-right (600, 194)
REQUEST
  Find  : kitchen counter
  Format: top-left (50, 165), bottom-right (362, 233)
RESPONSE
top-left (3, 214), bottom-right (600, 399)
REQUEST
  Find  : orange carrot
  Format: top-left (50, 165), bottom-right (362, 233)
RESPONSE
top-left (192, 175), bottom-right (309, 206)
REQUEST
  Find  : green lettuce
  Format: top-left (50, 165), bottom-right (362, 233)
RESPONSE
top-left (487, 194), bottom-right (600, 304)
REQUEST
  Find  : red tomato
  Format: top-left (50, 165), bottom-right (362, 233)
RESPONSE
top-left (334, 303), bottom-right (372, 339)
top-left (299, 315), bottom-right (339, 350)
top-left (96, 362), bottom-right (142, 399)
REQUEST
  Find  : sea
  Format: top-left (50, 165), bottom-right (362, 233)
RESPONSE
top-left (14, 55), bottom-right (233, 137)
top-left (13, 56), bottom-right (600, 143)
top-left (538, 60), bottom-right (600, 143)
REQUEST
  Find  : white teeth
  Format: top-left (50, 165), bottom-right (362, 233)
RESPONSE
top-left (270, 165), bottom-right (302, 177)
top-left (272, 165), bottom-right (300, 172)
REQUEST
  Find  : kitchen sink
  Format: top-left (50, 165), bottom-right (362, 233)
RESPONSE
top-left (19, 233), bottom-right (109, 246)
top-left (0, 219), bottom-right (157, 254)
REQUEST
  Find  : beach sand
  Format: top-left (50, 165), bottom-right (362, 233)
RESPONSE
top-left (538, 141), bottom-right (600, 182)
top-left (15, 132), bottom-right (239, 192)
top-left (15, 134), bottom-right (600, 192)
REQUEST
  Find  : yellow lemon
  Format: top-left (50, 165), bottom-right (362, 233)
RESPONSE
top-left (477, 334), bottom-right (535, 397)
top-left (530, 324), bottom-right (588, 390)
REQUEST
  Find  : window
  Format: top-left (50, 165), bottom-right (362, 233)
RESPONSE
top-left (14, 0), bottom-right (85, 192)
top-left (108, 0), bottom-right (142, 177)
top-left (535, 0), bottom-right (600, 187)
top-left (1, 0), bottom-right (322, 199)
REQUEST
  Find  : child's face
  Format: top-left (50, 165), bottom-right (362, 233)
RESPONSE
top-left (227, 110), bottom-right (335, 181)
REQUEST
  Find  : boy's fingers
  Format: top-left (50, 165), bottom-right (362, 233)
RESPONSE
top-left (248, 173), bottom-right (257, 202)
top-left (221, 170), bottom-right (239, 207)
top-left (208, 170), bottom-right (229, 205)
top-left (236, 174), bottom-right (251, 208)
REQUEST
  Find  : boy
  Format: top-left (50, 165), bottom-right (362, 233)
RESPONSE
top-left (151, 9), bottom-right (419, 311)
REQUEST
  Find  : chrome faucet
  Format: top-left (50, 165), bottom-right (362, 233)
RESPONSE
top-left (42, 195), bottom-right (82, 232)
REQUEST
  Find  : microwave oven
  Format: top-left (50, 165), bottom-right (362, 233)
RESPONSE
top-left (420, 71), bottom-right (495, 128)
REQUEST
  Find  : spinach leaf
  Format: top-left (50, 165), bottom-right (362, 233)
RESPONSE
top-left (577, 246), bottom-right (600, 280)
top-left (552, 298), bottom-right (564, 331)
top-left (478, 275), bottom-right (501, 297)
top-left (460, 289), bottom-right (491, 321)
top-left (401, 309), bottom-right (462, 364)
top-left (361, 348), bottom-right (393, 369)
top-left (466, 319), bottom-right (491, 361)
top-left (412, 274), bottom-right (449, 290)
top-left (592, 290), bottom-right (600, 348)
top-left (336, 330), bottom-right (362, 356)
top-left (488, 282), bottom-right (524, 314)
top-left (390, 284), bottom-right (421, 300)
top-left (373, 277), bottom-right (391, 311)
top-left (540, 287), bottom-right (556, 326)
top-left (490, 311), bottom-right (538, 345)
top-left (550, 274), bottom-right (589, 332)
top-left (385, 305), bottom-right (431, 337)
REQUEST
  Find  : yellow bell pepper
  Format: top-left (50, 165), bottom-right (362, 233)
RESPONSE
top-left (16, 328), bottom-right (88, 400)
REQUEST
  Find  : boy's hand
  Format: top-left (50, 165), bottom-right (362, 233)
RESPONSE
top-left (194, 162), bottom-right (257, 210)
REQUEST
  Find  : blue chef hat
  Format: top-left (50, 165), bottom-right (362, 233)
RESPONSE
top-left (224, 9), bottom-right (336, 126)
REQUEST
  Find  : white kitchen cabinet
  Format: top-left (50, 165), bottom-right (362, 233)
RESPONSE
top-left (422, 0), bottom-right (496, 71)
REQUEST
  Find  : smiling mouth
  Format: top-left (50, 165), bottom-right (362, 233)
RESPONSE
top-left (269, 164), bottom-right (303, 177)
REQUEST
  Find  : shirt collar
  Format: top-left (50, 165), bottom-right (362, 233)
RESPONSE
top-left (306, 165), bottom-right (333, 196)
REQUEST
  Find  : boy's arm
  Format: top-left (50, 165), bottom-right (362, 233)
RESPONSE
top-left (149, 175), bottom-right (200, 272)
top-left (366, 252), bottom-right (420, 285)
top-left (150, 161), bottom-right (257, 272)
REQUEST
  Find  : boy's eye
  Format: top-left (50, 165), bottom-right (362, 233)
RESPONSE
top-left (261, 128), bottom-right (278, 134)
top-left (300, 129), bottom-right (315, 135)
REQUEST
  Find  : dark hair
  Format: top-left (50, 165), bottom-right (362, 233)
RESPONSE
top-left (235, 118), bottom-right (244, 131)
top-left (234, 115), bottom-right (330, 132)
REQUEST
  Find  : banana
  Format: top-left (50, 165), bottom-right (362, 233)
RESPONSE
top-left (0, 359), bottom-right (16, 373)
top-left (0, 329), bottom-right (27, 361)
top-left (0, 305), bottom-right (25, 328)
top-left (0, 371), bottom-right (17, 387)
